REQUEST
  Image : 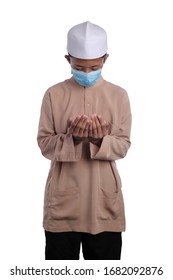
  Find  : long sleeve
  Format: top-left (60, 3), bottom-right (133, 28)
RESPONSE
top-left (90, 91), bottom-right (132, 161)
top-left (37, 91), bottom-right (82, 162)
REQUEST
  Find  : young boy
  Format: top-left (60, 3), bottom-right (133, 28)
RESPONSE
top-left (37, 21), bottom-right (132, 260)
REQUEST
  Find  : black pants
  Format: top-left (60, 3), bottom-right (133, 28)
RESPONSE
top-left (45, 231), bottom-right (122, 260)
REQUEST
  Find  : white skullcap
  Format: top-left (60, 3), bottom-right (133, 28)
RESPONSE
top-left (67, 21), bottom-right (107, 59)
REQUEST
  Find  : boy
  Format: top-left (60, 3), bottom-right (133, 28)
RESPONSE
top-left (37, 21), bottom-right (132, 260)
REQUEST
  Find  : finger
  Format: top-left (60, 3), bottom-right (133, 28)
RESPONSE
top-left (68, 115), bottom-right (81, 134)
top-left (74, 115), bottom-right (88, 137)
top-left (67, 117), bottom-right (73, 128)
top-left (97, 115), bottom-right (108, 136)
top-left (81, 119), bottom-right (90, 138)
top-left (91, 114), bottom-right (98, 138)
top-left (77, 116), bottom-right (89, 137)
top-left (95, 116), bottom-right (102, 138)
top-left (73, 115), bottom-right (82, 126)
top-left (88, 119), bottom-right (93, 138)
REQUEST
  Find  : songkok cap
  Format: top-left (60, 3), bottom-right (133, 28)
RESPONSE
top-left (67, 21), bottom-right (107, 59)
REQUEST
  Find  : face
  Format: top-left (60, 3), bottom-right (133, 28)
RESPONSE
top-left (65, 54), bottom-right (109, 73)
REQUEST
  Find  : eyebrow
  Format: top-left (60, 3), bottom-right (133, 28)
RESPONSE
top-left (75, 64), bottom-right (100, 67)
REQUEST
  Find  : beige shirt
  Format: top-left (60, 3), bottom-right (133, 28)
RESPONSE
top-left (37, 77), bottom-right (132, 234)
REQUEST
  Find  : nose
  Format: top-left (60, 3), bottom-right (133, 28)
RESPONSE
top-left (83, 68), bottom-right (92, 73)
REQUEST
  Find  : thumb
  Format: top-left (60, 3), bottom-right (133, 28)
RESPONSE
top-left (67, 117), bottom-right (73, 127)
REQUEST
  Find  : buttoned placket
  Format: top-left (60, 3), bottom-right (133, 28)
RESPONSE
top-left (83, 87), bottom-right (93, 116)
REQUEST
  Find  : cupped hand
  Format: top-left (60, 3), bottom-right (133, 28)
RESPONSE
top-left (88, 114), bottom-right (109, 146)
top-left (68, 115), bottom-right (91, 145)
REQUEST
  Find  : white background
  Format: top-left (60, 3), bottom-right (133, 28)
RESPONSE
top-left (0, 0), bottom-right (173, 278)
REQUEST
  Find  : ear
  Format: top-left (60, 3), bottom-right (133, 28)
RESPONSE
top-left (65, 55), bottom-right (71, 64)
top-left (103, 54), bottom-right (109, 63)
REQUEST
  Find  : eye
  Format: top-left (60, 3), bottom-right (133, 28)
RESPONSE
top-left (91, 66), bottom-right (100, 71)
top-left (75, 67), bottom-right (83, 71)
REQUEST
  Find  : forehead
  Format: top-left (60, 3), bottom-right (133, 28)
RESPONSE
top-left (70, 57), bottom-right (103, 66)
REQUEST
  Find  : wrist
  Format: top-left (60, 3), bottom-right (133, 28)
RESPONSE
top-left (73, 136), bottom-right (82, 146)
top-left (89, 137), bottom-right (103, 147)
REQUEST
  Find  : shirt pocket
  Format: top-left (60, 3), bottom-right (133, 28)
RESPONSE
top-left (97, 188), bottom-right (120, 220)
top-left (50, 187), bottom-right (79, 220)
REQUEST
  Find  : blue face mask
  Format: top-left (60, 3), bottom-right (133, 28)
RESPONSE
top-left (71, 68), bottom-right (102, 87)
